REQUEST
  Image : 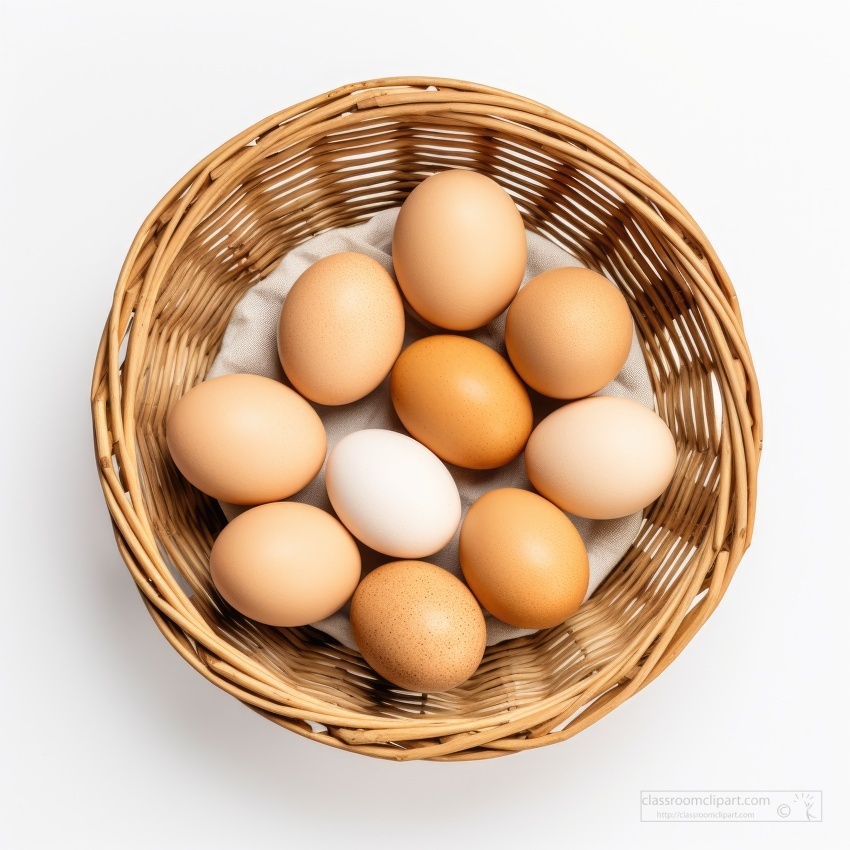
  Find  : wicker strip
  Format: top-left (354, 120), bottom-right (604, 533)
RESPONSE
top-left (91, 77), bottom-right (761, 761)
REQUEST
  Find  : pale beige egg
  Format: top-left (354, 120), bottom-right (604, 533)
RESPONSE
top-left (526, 396), bottom-right (677, 520)
top-left (392, 170), bottom-right (527, 330)
top-left (277, 251), bottom-right (405, 405)
top-left (505, 266), bottom-right (633, 399)
top-left (460, 488), bottom-right (589, 629)
top-left (350, 560), bottom-right (486, 693)
top-left (166, 373), bottom-right (326, 505)
top-left (210, 502), bottom-right (361, 627)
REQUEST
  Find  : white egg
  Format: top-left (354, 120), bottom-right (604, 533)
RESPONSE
top-left (326, 429), bottom-right (462, 558)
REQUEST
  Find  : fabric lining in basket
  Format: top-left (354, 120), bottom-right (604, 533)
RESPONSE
top-left (207, 206), bottom-right (654, 647)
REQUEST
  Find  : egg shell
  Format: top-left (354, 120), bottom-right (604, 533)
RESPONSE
top-left (459, 488), bottom-right (589, 629)
top-left (277, 251), bottom-right (405, 405)
top-left (165, 373), bottom-right (326, 505)
top-left (505, 266), bottom-right (634, 399)
top-left (526, 396), bottom-right (677, 520)
top-left (390, 335), bottom-right (533, 469)
top-left (325, 429), bottom-right (461, 558)
top-left (209, 502), bottom-right (361, 627)
top-left (392, 170), bottom-right (527, 330)
top-left (350, 560), bottom-right (486, 693)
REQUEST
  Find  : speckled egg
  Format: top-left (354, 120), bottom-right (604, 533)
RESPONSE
top-left (277, 251), bottom-right (405, 405)
top-left (166, 373), bottom-right (326, 505)
top-left (390, 335), bottom-right (533, 469)
top-left (460, 488), bottom-right (589, 629)
top-left (350, 560), bottom-right (486, 693)
top-left (392, 170), bottom-right (527, 330)
top-left (505, 266), bottom-right (633, 399)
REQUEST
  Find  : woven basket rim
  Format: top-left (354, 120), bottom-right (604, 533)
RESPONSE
top-left (91, 77), bottom-right (762, 761)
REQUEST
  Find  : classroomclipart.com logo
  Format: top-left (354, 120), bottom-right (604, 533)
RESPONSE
top-left (640, 790), bottom-right (822, 822)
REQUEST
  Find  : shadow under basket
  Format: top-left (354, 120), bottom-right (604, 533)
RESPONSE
top-left (91, 77), bottom-right (762, 761)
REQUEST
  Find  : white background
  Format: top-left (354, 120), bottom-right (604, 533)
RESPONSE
top-left (1, 1), bottom-right (846, 847)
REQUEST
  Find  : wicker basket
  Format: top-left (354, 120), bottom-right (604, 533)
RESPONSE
top-left (91, 77), bottom-right (762, 761)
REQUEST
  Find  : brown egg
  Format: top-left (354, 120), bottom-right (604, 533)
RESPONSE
top-left (390, 335), bottom-right (532, 469)
top-left (526, 396), bottom-right (677, 519)
top-left (350, 560), bottom-right (486, 693)
top-left (460, 488), bottom-right (589, 629)
top-left (166, 373), bottom-right (326, 504)
top-left (392, 170), bottom-right (527, 330)
top-left (277, 251), bottom-right (405, 405)
top-left (210, 502), bottom-right (361, 627)
top-left (505, 266), bottom-right (633, 399)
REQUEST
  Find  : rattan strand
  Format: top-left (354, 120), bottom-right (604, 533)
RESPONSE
top-left (91, 77), bottom-right (762, 761)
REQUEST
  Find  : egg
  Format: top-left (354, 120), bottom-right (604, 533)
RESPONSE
top-left (209, 502), bottom-right (361, 627)
top-left (390, 335), bottom-right (533, 469)
top-left (459, 488), bottom-right (589, 629)
top-left (277, 251), bottom-right (405, 405)
top-left (350, 560), bottom-right (486, 692)
top-left (526, 396), bottom-right (677, 519)
top-left (166, 373), bottom-right (326, 504)
top-left (505, 267), bottom-right (633, 399)
top-left (325, 429), bottom-right (461, 558)
top-left (392, 170), bottom-right (527, 330)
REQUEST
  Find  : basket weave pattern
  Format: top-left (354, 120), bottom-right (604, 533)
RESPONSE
top-left (91, 78), bottom-right (762, 761)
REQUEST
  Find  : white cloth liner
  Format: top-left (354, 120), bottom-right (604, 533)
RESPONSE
top-left (207, 207), bottom-right (654, 647)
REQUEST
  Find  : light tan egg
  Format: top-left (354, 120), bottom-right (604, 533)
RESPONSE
top-left (277, 251), bottom-right (405, 405)
top-left (392, 170), bottom-right (527, 330)
top-left (350, 560), bottom-right (486, 693)
top-left (210, 502), bottom-right (361, 627)
top-left (505, 266), bottom-right (634, 399)
top-left (166, 373), bottom-right (326, 505)
top-left (460, 488), bottom-right (589, 629)
top-left (526, 396), bottom-right (678, 520)
top-left (390, 334), bottom-right (532, 469)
